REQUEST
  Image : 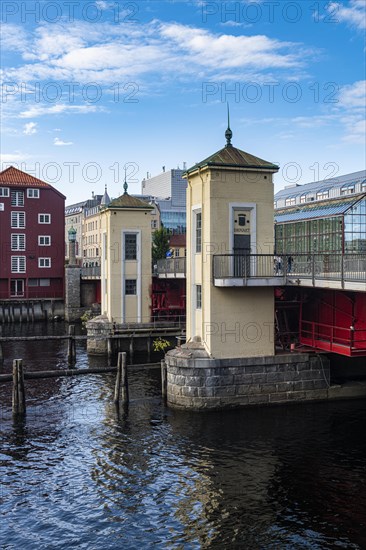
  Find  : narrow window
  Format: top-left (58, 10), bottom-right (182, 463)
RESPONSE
top-left (195, 212), bottom-right (202, 253)
top-left (196, 284), bottom-right (202, 309)
top-left (125, 233), bottom-right (137, 260)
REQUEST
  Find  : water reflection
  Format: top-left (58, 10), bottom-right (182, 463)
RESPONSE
top-left (1, 324), bottom-right (366, 548)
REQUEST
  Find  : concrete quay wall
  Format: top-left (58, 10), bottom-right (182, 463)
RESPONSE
top-left (165, 350), bottom-right (331, 410)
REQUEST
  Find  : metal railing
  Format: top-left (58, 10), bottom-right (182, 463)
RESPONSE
top-left (156, 257), bottom-right (186, 276)
top-left (301, 319), bottom-right (366, 352)
top-left (213, 253), bottom-right (366, 285)
top-left (81, 266), bottom-right (101, 278)
top-left (213, 254), bottom-right (287, 279)
top-left (282, 253), bottom-right (366, 283)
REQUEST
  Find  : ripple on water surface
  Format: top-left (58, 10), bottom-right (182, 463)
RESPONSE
top-left (1, 327), bottom-right (366, 548)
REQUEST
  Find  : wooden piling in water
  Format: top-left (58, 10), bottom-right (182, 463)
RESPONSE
top-left (114, 352), bottom-right (122, 403)
top-left (12, 359), bottom-right (26, 415)
top-left (129, 337), bottom-right (134, 364)
top-left (114, 352), bottom-right (128, 405)
top-left (147, 337), bottom-right (151, 362)
top-left (161, 359), bottom-right (167, 402)
top-left (67, 325), bottom-right (76, 364)
top-left (107, 337), bottom-right (113, 365)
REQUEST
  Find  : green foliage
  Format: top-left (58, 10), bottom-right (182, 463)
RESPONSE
top-left (152, 228), bottom-right (170, 264)
top-left (80, 310), bottom-right (96, 326)
top-left (153, 337), bottom-right (172, 352)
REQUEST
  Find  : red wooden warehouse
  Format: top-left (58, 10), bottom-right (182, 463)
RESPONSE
top-left (0, 166), bottom-right (66, 300)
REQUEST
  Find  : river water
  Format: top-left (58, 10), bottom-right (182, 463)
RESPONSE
top-left (1, 323), bottom-right (366, 549)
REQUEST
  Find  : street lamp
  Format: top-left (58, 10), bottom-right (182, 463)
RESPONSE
top-left (68, 226), bottom-right (77, 266)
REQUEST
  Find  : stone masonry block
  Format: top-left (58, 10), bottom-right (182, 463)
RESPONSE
top-left (267, 372), bottom-right (285, 383)
top-left (248, 394), bottom-right (269, 405)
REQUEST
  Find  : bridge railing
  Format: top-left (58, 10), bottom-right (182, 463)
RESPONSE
top-left (155, 253), bottom-right (366, 285)
top-left (81, 266), bottom-right (101, 278)
top-left (156, 257), bottom-right (186, 276)
top-left (287, 253), bottom-right (366, 282)
top-left (213, 254), bottom-right (286, 279)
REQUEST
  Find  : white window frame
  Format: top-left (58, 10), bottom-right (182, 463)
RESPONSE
top-left (196, 284), bottom-right (202, 309)
top-left (195, 210), bottom-right (202, 254)
top-left (38, 235), bottom-right (51, 246)
top-left (0, 187), bottom-right (9, 197)
top-left (27, 188), bottom-right (40, 199)
top-left (125, 279), bottom-right (137, 295)
top-left (285, 197), bottom-right (296, 206)
top-left (11, 256), bottom-right (26, 273)
top-left (11, 211), bottom-right (25, 228)
top-left (11, 190), bottom-right (24, 207)
top-left (38, 257), bottom-right (51, 268)
top-left (38, 213), bottom-right (51, 224)
top-left (11, 234), bottom-right (26, 251)
top-left (316, 191), bottom-right (329, 200)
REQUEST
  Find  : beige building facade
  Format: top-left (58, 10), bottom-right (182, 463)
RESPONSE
top-left (99, 191), bottom-right (153, 324)
top-left (185, 129), bottom-right (279, 359)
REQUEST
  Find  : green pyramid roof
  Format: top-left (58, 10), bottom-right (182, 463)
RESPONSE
top-left (186, 145), bottom-right (279, 174)
top-left (103, 194), bottom-right (153, 210)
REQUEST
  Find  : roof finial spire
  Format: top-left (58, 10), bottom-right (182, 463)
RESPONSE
top-left (123, 166), bottom-right (128, 195)
top-left (225, 102), bottom-right (233, 147)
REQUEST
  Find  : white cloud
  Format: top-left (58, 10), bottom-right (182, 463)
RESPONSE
top-left (23, 122), bottom-right (37, 135)
top-left (0, 24), bottom-right (29, 52)
top-left (19, 104), bottom-right (102, 119)
top-left (327, 0), bottom-right (366, 30)
top-left (159, 23), bottom-right (302, 70)
top-left (95, 0), bottom-right (111, 9)
top-left (1, 20), bottom-right (311, 88)
top-left (54, 137), bottom-right (73, 146)
top-left (339, 80), bottom-right (366, 110)
top-left (0, 152), bottom-right (32, 165)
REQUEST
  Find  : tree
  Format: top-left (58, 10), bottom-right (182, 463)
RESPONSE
top-left (152, 228), bottom-right (170, 264)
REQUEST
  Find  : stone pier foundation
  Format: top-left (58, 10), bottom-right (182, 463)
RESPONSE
top-left (165, 343), bottom-right (330, 410)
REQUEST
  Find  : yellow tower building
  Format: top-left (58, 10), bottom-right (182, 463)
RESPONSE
top-left (166, 118), bottom-right (331, 410)
top-left (185, 119), bottom-right (279, 359)
top-left (99, 181), bottom-right (153, 324)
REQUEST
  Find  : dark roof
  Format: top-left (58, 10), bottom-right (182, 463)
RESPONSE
top-left (105, 193), bottom-right (153, 210)
top-left (186, 145), bottom-right (279, 174)
top-left (169, 234), bottom-right (186, 247)
top-left (275, 194), bottom-right (365, 223)
top-left (0, 166), bottom-right (66, 198)
top-left (275, 170), bottom-right (366, 201)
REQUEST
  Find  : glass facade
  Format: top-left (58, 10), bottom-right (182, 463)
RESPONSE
top-left (275, 198), bottom-right (366, 254)
top-left (160, 210), bottom-right (186, 233)
top-left (344, 198), bottom-right (366, 252)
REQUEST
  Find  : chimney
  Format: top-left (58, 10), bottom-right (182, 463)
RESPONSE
top-left (183, 162), bottom-right (187, 170)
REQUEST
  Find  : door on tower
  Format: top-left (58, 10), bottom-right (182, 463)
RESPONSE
top-left (233, 234), bottom-right (251, 277)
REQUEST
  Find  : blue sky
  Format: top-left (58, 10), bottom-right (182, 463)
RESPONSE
top-left (1, 0), bottom-right (365, 204)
